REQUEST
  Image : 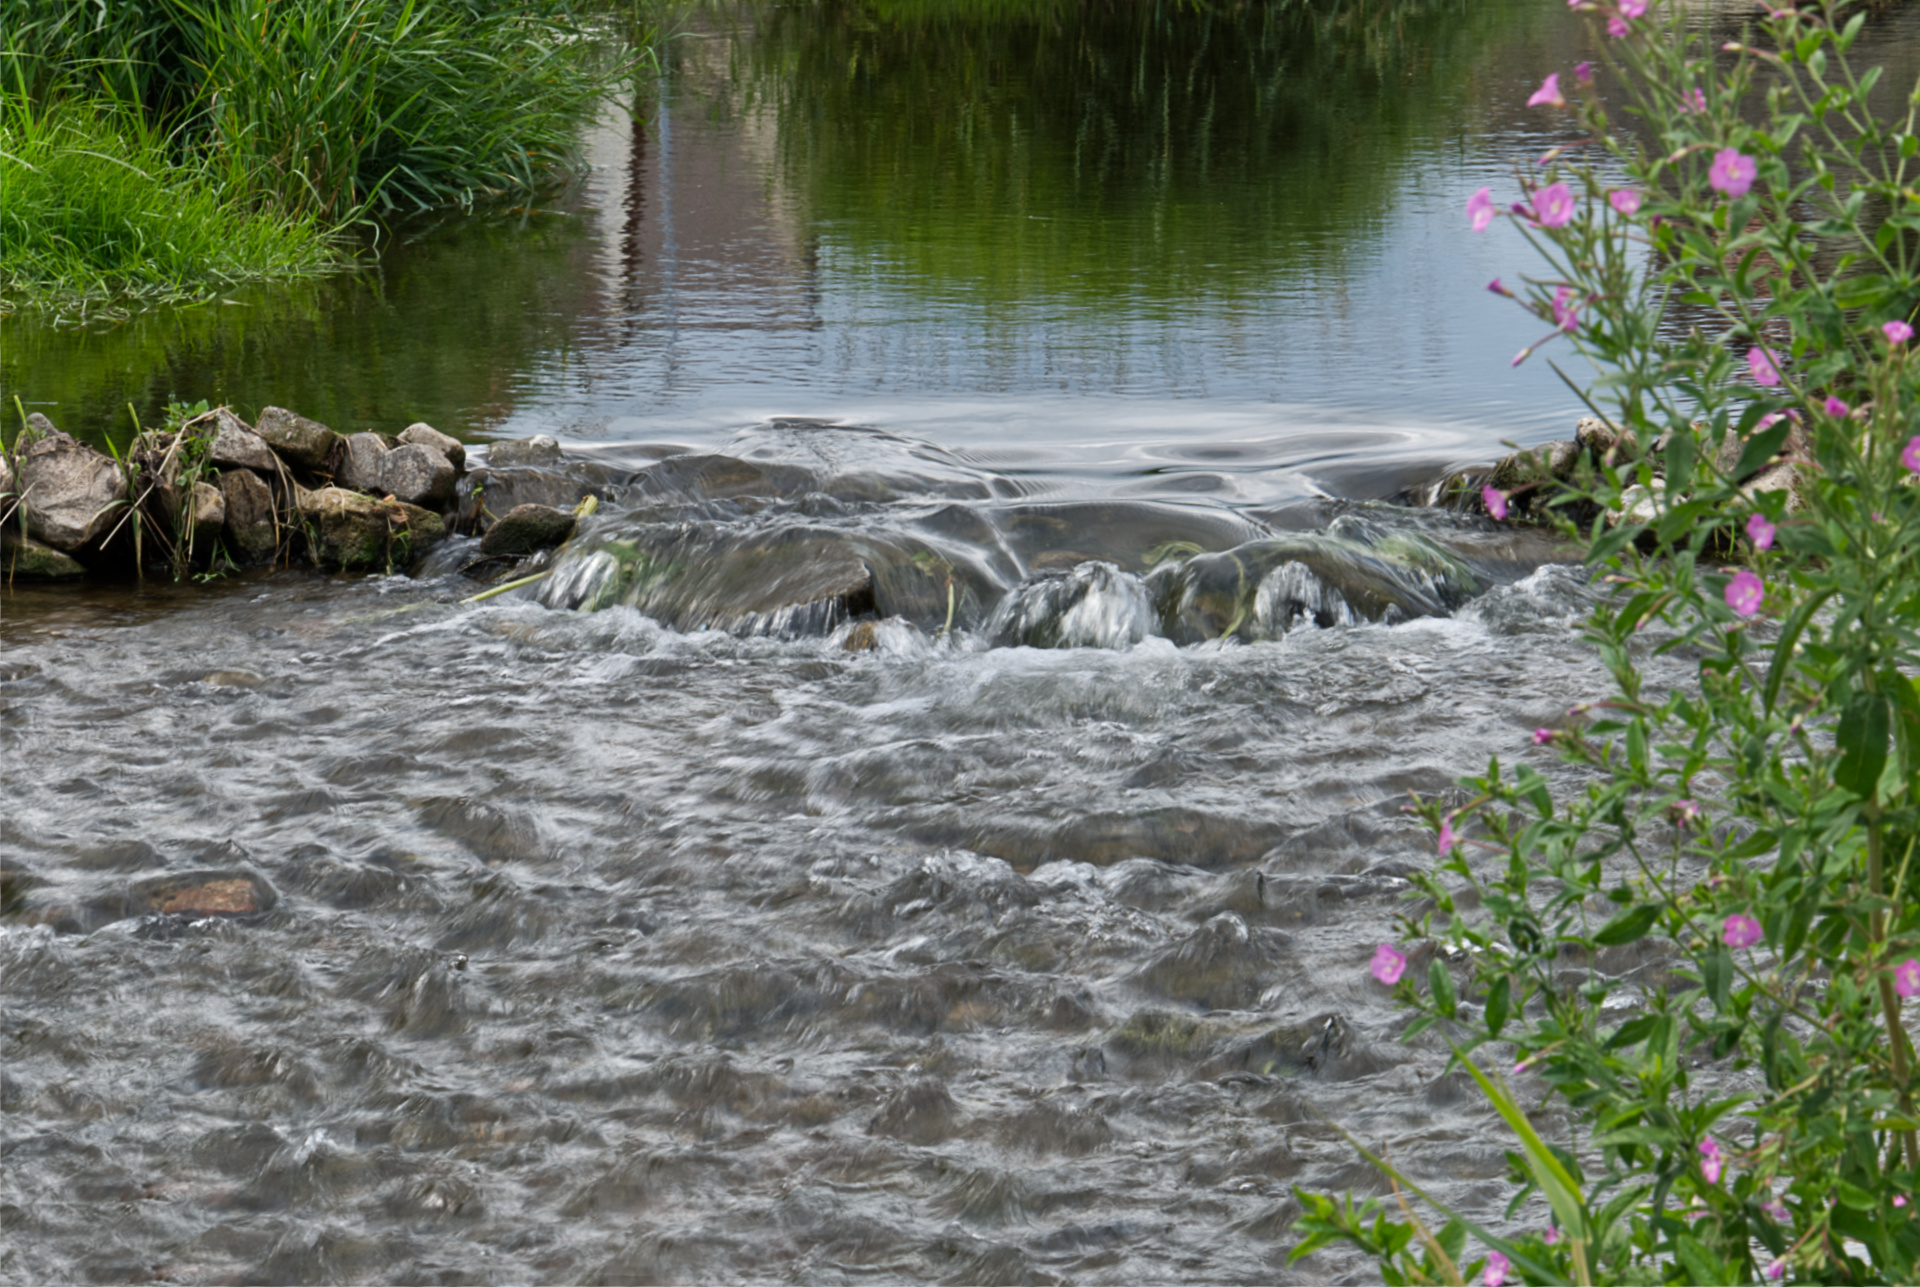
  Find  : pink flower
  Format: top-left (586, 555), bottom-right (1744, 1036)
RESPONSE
top-left (1484, 485), bottom-right (1509, 520)
top-left (1747, 513), bottom-right (1775, 550)
top-left (1532, 181), bottom-right (1577, 228)
top-left (1896, 958), bottom-right (1920, 998)
top-left (1748, 347), bottom-right (1783, 387)
top-left (1675, 798), bottom-right (1700, 823)
top-left (1897, 1195), bottom-right (1910, 1208)
top-left (1903, 436), bottom-right (1920, 473)
top-left (1725, 568), bottom-right (1765, 616)
top-left (1619, 0), bottom-right (1646, 14)
top-left (1766, 1258), bottom-right (1786, 1280)
top-left (1371, 943), bottom-right (1408, 985)
top-left (1886, 320), bottom-right (1914, 344)
top-left (1608, 14), bottom-right (1629, 36)
top-left (1438, 816), bottom-right (1458, 855)
top-left (1485, 1250), bottom-right (1510, 1287)
top-left (1609, 188), bottom-right (1642, 216)
top-left (1700, 1138), bottom-right (1724, 1184)
top-left (1824, 396), bottom-right (1850, 417)
top-left (1680, 88), bottom-right (1707, 113)
top-left (1575, 61), bottom-right (1595, 85)
top-left (1762, 1199), bottom-right (1790, 1222)
top-left (1533, 727), bottom-right (1553, 746)
top-left (1468, 187), bottom-right (1498, 233)
top-left (1553, 286), bottom-right (1582, 332)
top-left (1710, 149), bottom-right (1758, 197)
top-left (1544, 1226), bottom-right (1560, 1245)
top-left (1529, 74), bottom-right (1566, 108)
top-left (1724, 914), bottom-right (1763, 948)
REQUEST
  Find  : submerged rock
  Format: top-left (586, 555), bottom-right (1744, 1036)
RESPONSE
top-left (1, 532), bottom-right (85, 579)
top-left (17, 428), bottom-right (127, 551)
top-left (540, 525), bottom-right (879, 633)
top-left (399, 422), bottom-right (465, 472)
top-left (219, 468), bottom-right (281, 564)
top-left (254, 406), bottom-right (338, 472)
top-left (1129, 912), bottom-right (1287, 1010)
top-left (130, 869), bottom-right (278, 918)
top-left (479, 504), bottom-right (575, 557)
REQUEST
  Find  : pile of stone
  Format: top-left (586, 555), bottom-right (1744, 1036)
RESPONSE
top-left (0, 407), bottom-right (471, 579)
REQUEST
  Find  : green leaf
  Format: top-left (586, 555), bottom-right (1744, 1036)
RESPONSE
top-left (1454, 1053), bottom-right (1589, 1247)
top-left (1703, 947), bottom-right (1733, 1013)
top-left (1429, 958), bottom-right (1456, 1019)
top-left (1764, 588), bottom-right (1837, 714)
top-left (1732, 418), bottom-right (1796, 482)
top-left (1836, 692), bottom-right (1891, 803)
top-left (1485, 975), bottom-right (1510, 1038)
top-left (1673, 1233), bottom-right (1729, 1285)
top-left (1594, 903), bottom-right (1661, 946)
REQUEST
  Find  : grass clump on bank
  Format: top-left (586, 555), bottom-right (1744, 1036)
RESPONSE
top-left (0, 96), bottom-right (337, 316)
top-left (0, 0), bottom-right (665, 316)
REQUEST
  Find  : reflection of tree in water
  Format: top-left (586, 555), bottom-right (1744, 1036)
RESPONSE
top-left (740, 0), bottom-right (1540, 308)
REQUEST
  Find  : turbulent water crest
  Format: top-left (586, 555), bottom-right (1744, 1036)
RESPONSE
top-left (0, 420), bottom-right (1640, 1284)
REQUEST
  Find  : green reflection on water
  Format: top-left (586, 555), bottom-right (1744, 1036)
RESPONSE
top-left (2, 207), bottom-right (598, 452)
top-left (2, 0), bottom-right (1544, 452)
top-left (747, 0), bottom-right (1536, 308)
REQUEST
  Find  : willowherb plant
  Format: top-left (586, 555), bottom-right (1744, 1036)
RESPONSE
top-left (1293, 2), bottom-right (1920, 1283)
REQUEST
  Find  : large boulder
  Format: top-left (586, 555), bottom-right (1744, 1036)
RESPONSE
top-left (205, 408), bottom-right (280, 474)
top-left (219, 468), bottom-right (280, 564)
top-left (479, 504), bottom-right (576, 557)
top-left (399, 422), bottom-right (465, 472)
top-left (296, 487), bottom-right (444, 569)
top-left (253, 406), bottom-right (338, 471)
top-left (336, 433), bottom-right (390, 493)
top-left (17, 429), bottom-right (127, 551)
top-left (379, 444), bottom-right (456, 507)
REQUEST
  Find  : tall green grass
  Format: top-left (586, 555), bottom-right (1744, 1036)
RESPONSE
top-left (0, 0), bottom-right (666, 313)
top-left (0, 96), bottom-right (337, 315)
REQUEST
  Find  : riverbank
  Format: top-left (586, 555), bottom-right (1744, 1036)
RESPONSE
top-left (0, 0), bottom-right (670, 318)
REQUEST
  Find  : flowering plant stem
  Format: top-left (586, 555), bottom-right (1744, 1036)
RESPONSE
top-left (1295, 2), bottom-right (1920, 1283)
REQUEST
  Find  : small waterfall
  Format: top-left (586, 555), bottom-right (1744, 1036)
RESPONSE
top-left (988, 561), bottom-right (1157, 650)
top-left (1253, 561), bottom-right (1356, 635)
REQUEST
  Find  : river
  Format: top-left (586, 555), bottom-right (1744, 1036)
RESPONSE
top-left (4, 1), bottom-right (1917, 1283)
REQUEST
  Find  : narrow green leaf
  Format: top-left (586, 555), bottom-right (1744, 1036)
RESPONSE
top-left (1593, 903), bottom-right (1661, 946)
top-left (1485, 975), bottom-right (1510, 1038)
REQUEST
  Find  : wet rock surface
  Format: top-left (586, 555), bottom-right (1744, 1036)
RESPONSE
top-left (0, 421), bottom-right (1631, 1284)
top-left (479, 503), bottom-right (577, 557)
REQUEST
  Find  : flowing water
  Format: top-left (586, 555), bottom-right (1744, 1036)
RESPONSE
top-left (7, 2), bottom-right (1920, 1283)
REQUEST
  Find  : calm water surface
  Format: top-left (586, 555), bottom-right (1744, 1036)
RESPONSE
top-left (7, 2), bottom-right (1920, 1283)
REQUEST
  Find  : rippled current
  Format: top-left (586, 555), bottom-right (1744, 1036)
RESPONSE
top-left (0, 422), bottom-right (1627, 1285)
